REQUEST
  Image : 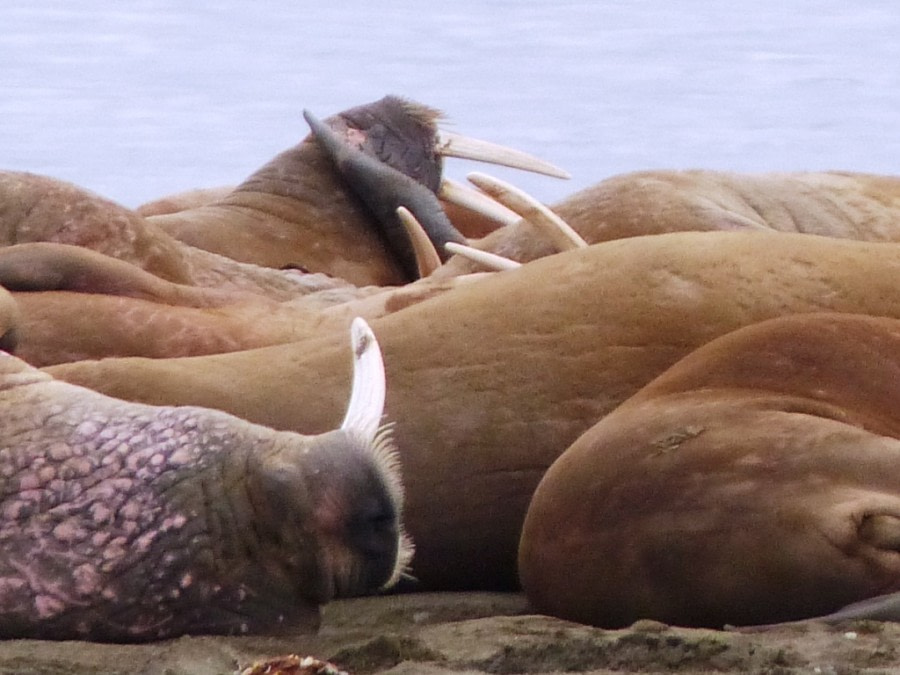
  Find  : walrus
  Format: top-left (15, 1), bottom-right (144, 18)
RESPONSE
top-left (438, 169), bottom-right (900, 276)
top-left (0, 96), bottom-right (565, 290)
top-left (0, 172), bottom-right (355, 301)
top-left (519, 312), bottom-right (900, 628)
top-left (0, 318), bottom-right (412, 642)
top-left (145, 95), bottom-right (566, 285)
top-left (43, 231), bottom-right (900, 590)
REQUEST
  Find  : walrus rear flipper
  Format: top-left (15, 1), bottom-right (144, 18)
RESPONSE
top-left (734, 590), bottom-right (900, 632)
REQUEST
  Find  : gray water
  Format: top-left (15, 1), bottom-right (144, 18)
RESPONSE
top-left (2, 1), bottom-right (897, 209)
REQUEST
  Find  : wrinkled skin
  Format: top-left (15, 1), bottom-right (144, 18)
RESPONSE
top-left (520, 313), bottom-right (900, 628)
top-left (0, 352), bottom-right (406, 642)
top-left (438, 170), bottom-right (900, 276)
top-left (136, 186), bottom-right (235, 217)
top-left (46, 231), bottom-right (900, 590)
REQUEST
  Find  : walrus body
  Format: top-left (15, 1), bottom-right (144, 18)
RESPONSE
top-left (0, 321), bottom-right (410, 642)
top-left (439, 170), bottom-right (900, 275)
top-left (46, 231), bottom-right (900, 590)
top-left (136, 186), bottom-right (235, 217)
top-left (0, 173), bottom-right (349, 301)
top-left (10, 271), bottom-right (476, 366)
top-left (519, 313), bottom-right (900, 628)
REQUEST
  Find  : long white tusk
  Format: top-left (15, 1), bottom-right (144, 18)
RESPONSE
top-left (444, 242), bottom-right (522, 271)
top-left (341, 318), bottom-right (386, 444)
top-left (438, 177), bottom-right (521, 228)
top-left (466, 171), bottom-right (588, 251)
top-left (436, 130), bottom-right (571, 179)
top-left (396, 207), bottom-right (442, 278)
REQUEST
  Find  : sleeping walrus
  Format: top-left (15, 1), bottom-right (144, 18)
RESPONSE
top-left (0, 319), bottom-right (411, 642)
top-left (519, 312), bottom-right (900, 628)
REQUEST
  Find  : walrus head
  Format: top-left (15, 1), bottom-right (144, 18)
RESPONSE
top-left (0, 318), bottom-right (411, 642)
top-left (303, 95), bottom-right (569, 282)
top-left (238, 318), bottom-right (413, 604)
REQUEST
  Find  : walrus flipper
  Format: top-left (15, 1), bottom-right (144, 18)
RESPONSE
top-left (303, 108), bottom-right (464, 281)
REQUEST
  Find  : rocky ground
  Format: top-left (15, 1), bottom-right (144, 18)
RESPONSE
top-left (1, 592), bottom-right (899, 675)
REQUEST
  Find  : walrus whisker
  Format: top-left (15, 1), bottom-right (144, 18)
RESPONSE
top-left (338, 320), bottom-right (414, 590)
top-left (467, 171), bottom-right (588, 251)
top-left (444, 242), bottom-right (522, 272)
top-left (436, 130), bottom-right (571, 179)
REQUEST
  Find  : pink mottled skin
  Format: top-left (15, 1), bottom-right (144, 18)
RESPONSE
top-left (0, 352), bottom-right (405, 642)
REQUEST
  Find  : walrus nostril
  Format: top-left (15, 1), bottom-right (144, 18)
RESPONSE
top-left (344, 495), bottom-right (401, 591)
top-left (350, 499), bottom-right (399, 557)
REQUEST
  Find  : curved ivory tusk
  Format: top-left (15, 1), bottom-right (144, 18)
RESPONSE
top-left (438, 177), bottom-right (521, 228)
top-left (341, 318), bottom-right (386, 444)
top-left (466, 171), bottom-right (588, 251)
top-left (436, 130), bottom-right (571, 180)
top-left (396, 207), bottom-right (443, 278)
top-left (444, 242), bottom-right (522, 272)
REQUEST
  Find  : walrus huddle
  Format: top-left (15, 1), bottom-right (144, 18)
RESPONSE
top-left (4, 94), bottom-right (900, 640)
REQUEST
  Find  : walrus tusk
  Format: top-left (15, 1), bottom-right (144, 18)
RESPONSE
top-left (396, 207), bottom-right (443, 278)
top-left (445, 241), bottom-right (522, 272)
top-left (436, 130), bottom-right (571, 179)
top-left (341, 317), bottom-right (386, 445)
top-left (438, 177), bottom-right (522, 228)
top-left (467, 171), bottom-right (589, 251)
top-left (339, 317), bottom-right (415, 589)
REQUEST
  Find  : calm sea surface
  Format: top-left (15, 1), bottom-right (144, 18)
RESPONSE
top-left (2, 1), bottom-right (897, 208)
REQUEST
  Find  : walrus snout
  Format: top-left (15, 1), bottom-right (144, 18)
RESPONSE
top-left (255, 427), bottom-right (406, 601)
